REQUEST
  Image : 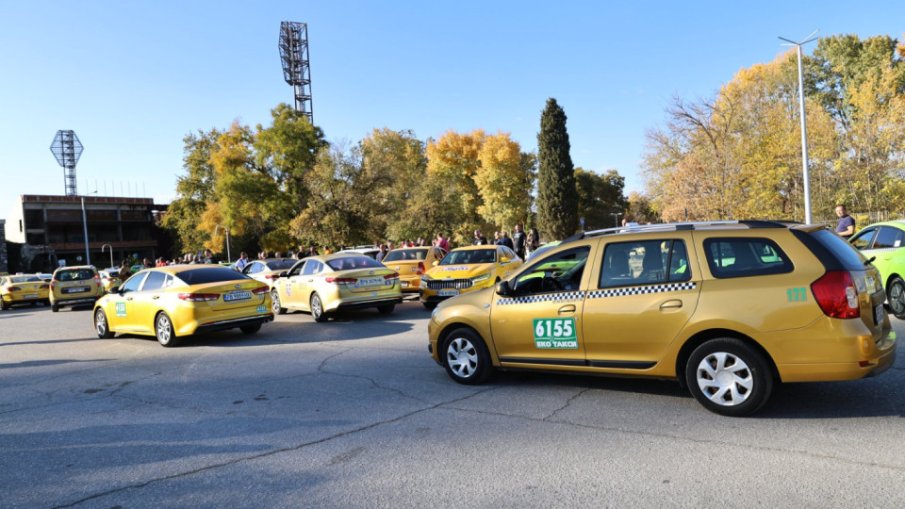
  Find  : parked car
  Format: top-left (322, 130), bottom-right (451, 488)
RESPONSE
top-left (381, 246), bottom-right (447, 293)
top-left (49, 266), bottom-right (104, 312)
top-left (849, 220), bottom-right (905, 319)
top-left (241, 258), bottom-right (298, 288)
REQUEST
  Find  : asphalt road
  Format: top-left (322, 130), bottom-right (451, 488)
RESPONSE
top-left (2, 301), bottom-right (905, 508)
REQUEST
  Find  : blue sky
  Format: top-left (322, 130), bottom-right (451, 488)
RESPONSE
top-left (0, 1), bottom-right (901, 210)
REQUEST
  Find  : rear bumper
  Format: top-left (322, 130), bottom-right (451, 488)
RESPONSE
top-left (194, 314), bottom-right (274, 335)
top-left (777, 325), bottom-right (897, 382)
top-left (52, 296), bottom-right (99, 308)
top-left (334, 296), bottom-right (403, 312)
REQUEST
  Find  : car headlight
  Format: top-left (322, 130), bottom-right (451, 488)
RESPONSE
top-left (472, 273), bottom-right (490, 283)
top-left (421, 275), bottom-right (431, 283)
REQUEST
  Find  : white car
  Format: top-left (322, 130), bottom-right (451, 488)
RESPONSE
top-left (338, 245), bottom-right (380, 259)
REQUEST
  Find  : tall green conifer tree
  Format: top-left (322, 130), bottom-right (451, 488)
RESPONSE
top-left (536, 98), bottom-right (578, 240)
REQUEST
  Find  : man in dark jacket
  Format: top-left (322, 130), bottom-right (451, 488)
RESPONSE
top-left (511, 224), bottom-right (526, 259)
top-left (498, 231), bottom-right (515, 250)
top-left (473, 230), bottom-right (487, 245)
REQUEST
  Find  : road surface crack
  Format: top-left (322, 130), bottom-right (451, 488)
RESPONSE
top-left (543, 387), bottom-right (591, 421)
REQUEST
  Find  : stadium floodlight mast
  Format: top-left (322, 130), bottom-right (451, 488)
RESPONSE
top-left (279, 21), bottom-right (313, 123)
top-left (50, 130), bottom-right (84, 197)
top-left (779, 30), bottom-right (819, 224)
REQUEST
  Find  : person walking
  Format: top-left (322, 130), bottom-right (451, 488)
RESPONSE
top-left (511, 224), bottom-right (526, 259)
top-left (835, 204), bottom-right (855, 239)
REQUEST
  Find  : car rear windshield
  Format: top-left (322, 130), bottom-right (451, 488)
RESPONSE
top-left (175, 267), bottom-right (250, 285)
top-left (10, 276), bottom-right (41, 283)
top-left (440, 249), bottom-right (496, 265)
top-left (327, 256), bottom-right (384, 271)
top-left (266, 259), bottom-right (297, 271)
top-left (808, 229), bottom-right (867, 271)
top-left (383, 249), bottom-right (429, 262)
top-left (55, 269), bottom-right (96, 281)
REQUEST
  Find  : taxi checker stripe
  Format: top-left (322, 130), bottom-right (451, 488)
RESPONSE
top-left (587, 281), bottom-right (696, 299)
top-left (496, 291), bottom-right (585, 306)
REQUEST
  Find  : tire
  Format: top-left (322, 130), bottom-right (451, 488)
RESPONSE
top-left (155, 312), bottom-right (179, 347)
top-left (30, 301), bottom-right (37, 307)
top-left (422, 302), bottom-right (437, 311)
top-left (94, 309), bottom-right (115, 339)
top-left (51, 302), bottom-right (59, 313)
top-left (0, 300), bottom-right (8, 311)
top-left (240, 323), bottom-right (262, 334)
top-left (442, 327), bottom-right (493, 385)
top-left (310, 293), bottom-right (328, 323)
top-left (685, 338), bottom-right (773, 417)
top-left (377, 304), bottom-right (395, 315)
top-left (887, 276), bottom-right (905, 320)
top-left (271, 290), bottom-right (287, 315)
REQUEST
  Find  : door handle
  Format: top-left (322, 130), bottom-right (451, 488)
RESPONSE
top-left (558, 304), bottom-right (576, 315)
top-left (126, 297), bottom-right (134, 301)
top-left (307, 279), bottom-right (314, 283)
top-left (152, 295), bottom-right (160, 300)
top-left (660, 299), bottom-right (682, 310)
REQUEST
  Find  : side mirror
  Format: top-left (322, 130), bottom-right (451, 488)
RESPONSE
top-left (432, 260), bottom-right (439, 267)
top-left (109, 286), bottom-right (120, 294)
top-left (495, 280), bottom-right (512, 296)
top-left (500, 256), bottom-right (511, 264)
top-left (276, 271), bottom-right (287, 278)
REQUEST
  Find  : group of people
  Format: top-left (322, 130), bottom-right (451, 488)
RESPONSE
top-left (375, 234), bottom-right (449, 262)
top-left (473, 224), bottom-right (541, 260)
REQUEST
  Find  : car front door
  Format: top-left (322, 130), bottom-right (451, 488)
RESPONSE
top-left (130, 271), bottom-right (168, 334)
top-left (278, 261), bottom-right (306, 307)
top-left (581, 234), bottom-right (701, 368)
top-left (297, 260), bottom-right (324, 309)
top-left (489, 243), bottom-right (595, 366)
top-left (107, 272), bottom-right (148, 332)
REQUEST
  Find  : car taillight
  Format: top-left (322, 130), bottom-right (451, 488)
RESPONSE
top-left (8, 286), bottom-right (20, 292)
top-left (251, 286), bottom-right (269, 295)
top-left (326, 277), bottom-right (357, 285)
top-left (811, 271), bottom-right (860, 319)
top-left (50, 281), bottom-right (56, 290)
top-left (94, 276), bottom-right (101, 286)
top-left (384, 272), bottom-right (400, 280)
top-left (177, 293), bottom-right (219, 302)
top-left (265, 274), bottom-right (278, 279)
top-left (39, 284), bottom-right (49, 289)
top-left (417, 262), bottom-right (425, 275)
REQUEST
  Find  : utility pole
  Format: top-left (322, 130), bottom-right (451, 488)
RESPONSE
top-left (779, 31), bottom-right (818, 224)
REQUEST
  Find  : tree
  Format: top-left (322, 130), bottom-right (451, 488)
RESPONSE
top-left (161, 129), bottom-right (220, 255)
top-left (625, 192), bottom-right (659, 224)
top-left (536, 98), bottom-right (578, 240)
top-left (426, 130), bottom-right (487, 236)
top-left (474, 133), bottom-right (534, 230)
top-left (574, 168), bottom-right (626, 229)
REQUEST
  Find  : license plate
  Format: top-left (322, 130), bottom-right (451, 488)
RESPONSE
top-left (223, 290), bottom-right (252, 302)
top-left (875, 303), bottom-right (885, 325)
top-left (401, 281), bottom-right (410, 288)
top-left (356, 277), bottom-right (383, 288)
top-left (63, 287), bottom-right (88, 294)
top-left (23, 293), bottom-right (38, 299)
top-left (438, 289), bottom-right (459, 297)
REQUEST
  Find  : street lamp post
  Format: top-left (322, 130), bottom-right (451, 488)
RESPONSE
top-left (779, 31), bottom-right (819, 224)
top-left (215, 224), bottom-right (232, 263)
top-left (101, 244), bottom-right (113, 269)
top-left (610, 212), bottom-right (623, 227)
top-left (80, 191), bottom-right (97, 265)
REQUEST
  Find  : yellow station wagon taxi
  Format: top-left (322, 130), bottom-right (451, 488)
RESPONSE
top-left (270, 253), bottom-right (402, 322)
top-left (0, 274), bottom-right (50, 310)
top-left (93, 265), bottom-right (273, 346)
top-left (382, 246), bottom-right (447, 293)
top-left (50, 266), bottom-right (105, 312)
top-left (420, 245), bottom-right (522, 310)
top-left (428, 221), bottom-right (896, 416)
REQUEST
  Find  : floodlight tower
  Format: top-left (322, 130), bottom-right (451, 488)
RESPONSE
top-left (50, 130), bottom-right (84, 196)
top-left (279, 21), bottom-right (313, 123)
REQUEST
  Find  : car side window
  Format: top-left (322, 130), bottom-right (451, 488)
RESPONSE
top-left (850, 228), bottom-right (877, 250)
top-left (873, 227), bottom-right (904, 249)
top-left (141, 271), bottom-right (167, 292)
top-left (704, 238), bottom-right (793, 279)
top-left (289, 261), bottom-right (306, 277)
top-left (600, 239), bottom-right (688, 288)
top-left (511, 246), bottom-right (590, 295)
top-left (302, 261), bottom-right (322, 275)
top-left (120, 273), bottom-right (147, 294)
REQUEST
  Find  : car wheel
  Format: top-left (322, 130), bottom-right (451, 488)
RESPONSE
top-left (155, 312), bottom-right (179, 347)
top-left (422, 302), bottom-right (437, 311)
top-left (271, 290), bottom-right (287, 315)
top-left (311, 293), bottom-right (328, 322)
top-left (887, 276), bottom-right (905, 320)
top-left (51, 302), bottom-right (59, 312)
top-left (685, 338), bottom-right (773, 417)
top-left (0, 300), bottom-right (8, 311)
top-left (30, 301), bottom-right (37, 307)
top-left (240, 323), bottom-right (262, 334)
top-left (94, 309), bottom-right (115, 339)
top-left (377, 304), bottom-right (395, 315)
top-left (442, 328), bottom-right (492, 385)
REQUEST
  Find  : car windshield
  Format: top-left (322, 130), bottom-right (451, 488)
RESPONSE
top-left (55, 269), bottom-right (96, 281)
top-left (440, 249), bottom-right (496, 265)
top-left (265, 259), bottom-right (297, 271)
top-left (383, 249), bottom-right (429, 262)
top-left (327, 256), bottom-right (384, 271)
top-left (175, 267), bottom-right (250, 285)
top-left (10, 276), bottom-right (41, 283)
top-left (527, 243), bottom-right (560, 261)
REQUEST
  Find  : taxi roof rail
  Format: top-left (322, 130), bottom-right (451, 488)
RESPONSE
top-left (565, 220), bottom-right (794, 242)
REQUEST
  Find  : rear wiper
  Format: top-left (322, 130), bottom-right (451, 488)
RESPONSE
top-left (864, 256), bottom-right (876, 266)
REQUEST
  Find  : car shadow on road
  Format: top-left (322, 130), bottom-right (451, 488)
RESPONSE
top-left (0, 359), bottom-right (113, 369)
top-left (491, 370), bottom-right (690, 399)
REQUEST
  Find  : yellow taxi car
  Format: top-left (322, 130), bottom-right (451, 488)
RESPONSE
top-left (50, 266), bottom-right (105, 312)
top-left (99, 269), bottom-right (122, 294)
top-left (270, 253), bottom-right (402, 322)
top-left (0, 274), bottom-right (50, 310)
top-left (420, 245), bottom-right (522, 310)
top-left (428, 221), bottom-right (896, 416)
top-left (381, 246), bottom-right (447, 293)
top-left (93, 265), bottom-right (273, 347)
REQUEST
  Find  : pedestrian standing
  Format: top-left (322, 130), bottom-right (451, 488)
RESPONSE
top-left (376, 244), bottom-right (388, 262)
top-left (436, 233), bottom-right (450, 252)
top-left (511, 224), bottom-right (526, 259)
top-left (526, 227), bottom-right (540, 255)
top-left (498, 231), bottom-right (514, 250)
top-left (473, 230), bottom-right (487, 245)
top-left (235, 252), bottom-right (250, 271)
top-left (835, 204), bottom-right (855, 239)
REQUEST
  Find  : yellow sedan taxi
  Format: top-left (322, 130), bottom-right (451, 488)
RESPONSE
top-left (0, 274), bottom-right (50, 310)
top-left (420, 245), bottom-right (522, 309)
top-left (93, 265), bottom-right (273, 346)
top-left (428, 221), bottom-right (896, 416)
top-left (50, 266), bottom-right (105, 312)
top-left (270, 253), bottom-right (402, 322)
top-left (381, 246), bottom-right (447, 293)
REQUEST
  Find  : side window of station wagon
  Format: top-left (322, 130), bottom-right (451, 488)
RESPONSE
top-left (600, 240), bottom-right (691, 288)
top-left (704, 238), bottom-right (793, 278)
